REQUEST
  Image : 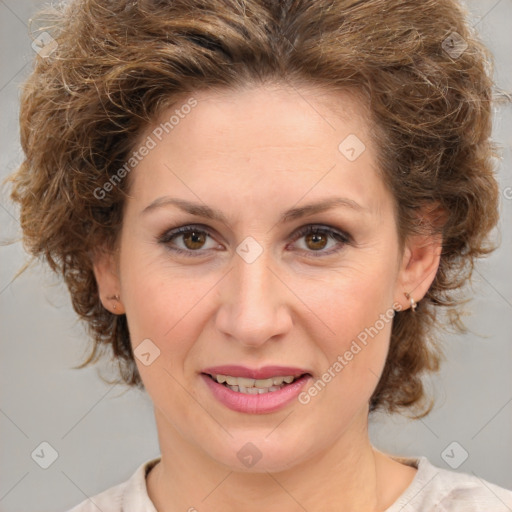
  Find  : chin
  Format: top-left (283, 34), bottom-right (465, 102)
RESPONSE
top-left (204, 434), bottom-right (312, 474)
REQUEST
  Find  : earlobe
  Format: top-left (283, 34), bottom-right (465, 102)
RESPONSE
top-left (394, 230), bottom-right (443, 312)
top-left (92, 248), bottom-right (125, 315)
top-left (106, 293), bottom-right (122, 312)
top-left (403, 292), bottom-right (418, 312)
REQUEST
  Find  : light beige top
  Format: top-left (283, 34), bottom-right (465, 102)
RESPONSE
top-left (66, 455), bottom-right (512, 511)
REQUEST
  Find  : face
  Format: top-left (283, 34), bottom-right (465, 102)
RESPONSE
top-left (95, 83), bottom-right (436, 473)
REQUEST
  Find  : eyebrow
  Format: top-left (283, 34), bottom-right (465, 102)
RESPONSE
top-left (141, 196), bottom-right (368, 224)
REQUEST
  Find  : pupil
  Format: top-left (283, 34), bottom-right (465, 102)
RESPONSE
top-left (184, 231), bottom-right (205, 249)
top-left (307, 233), bottom-right (327, 250)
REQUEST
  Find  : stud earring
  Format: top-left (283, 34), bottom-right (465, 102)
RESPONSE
top-left (404, 292), bottom-right (417, 312)
top-left (107, 294), bottom-right (120, 311)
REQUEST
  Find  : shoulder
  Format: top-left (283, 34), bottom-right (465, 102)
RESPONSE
top-left (66, 481), bottom-right (125, 512)
top-left (386, 455), bottom-right (512, 512)
top-left (64, 457), bottom-right (161, 512)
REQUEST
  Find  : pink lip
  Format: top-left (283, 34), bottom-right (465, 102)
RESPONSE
top-left (201, 365), bottom-right (310, 379)
top-left (201, 368), bottom-right (312, 414)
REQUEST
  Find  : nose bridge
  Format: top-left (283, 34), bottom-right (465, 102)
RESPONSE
top-left (216, 246), bottom-right (291, 346)
top-left (237, 251), bottom-right (272, 308)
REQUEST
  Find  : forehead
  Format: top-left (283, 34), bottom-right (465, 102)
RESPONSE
top-left (128, 83), bottom-right (389, 218)
top-left (151, 83), bottom-right (371, 150)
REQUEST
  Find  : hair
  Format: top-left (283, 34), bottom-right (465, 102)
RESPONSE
top-left (9, 0), bottom-right (501, 418)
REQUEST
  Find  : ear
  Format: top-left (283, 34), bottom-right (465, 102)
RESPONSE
top-left (393, 203), bottom-right (445, 311)
top-left (92, 247), bottom-right (125, 315)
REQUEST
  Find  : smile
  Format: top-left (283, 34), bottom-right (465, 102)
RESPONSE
top-left (201, 370), bottom-right (312, 414)
top-left (208, 374), bottom-right (300, 394)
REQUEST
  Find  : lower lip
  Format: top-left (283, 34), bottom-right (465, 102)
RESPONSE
top-left (201, 374), bottom-right (312, 414)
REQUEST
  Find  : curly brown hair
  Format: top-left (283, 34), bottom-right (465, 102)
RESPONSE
top-left (9, 0), bottom-right (501, 418)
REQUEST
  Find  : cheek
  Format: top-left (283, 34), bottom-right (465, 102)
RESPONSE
top-left (304, 258), bottom-right (396, 395)
top-left (308, 256), bottom-right (396, 341)
top-left (118, 248), bottom-right (227, 402)
top-left (118, 235), bottom-right (202, 337)
top-left (120, 257), bottom-right (209, 427)
top-left (301, 287), bottom-right (394, 416)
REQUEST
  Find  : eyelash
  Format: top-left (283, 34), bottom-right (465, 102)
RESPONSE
top-left (157, 224), bottom-right (352, 258)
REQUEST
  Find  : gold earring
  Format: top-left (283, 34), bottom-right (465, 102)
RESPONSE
top-left (404, 292), bottom-right (417, 312)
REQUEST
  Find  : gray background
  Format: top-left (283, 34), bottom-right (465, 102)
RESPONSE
top-left (0, 1), bottom-right (511, 511)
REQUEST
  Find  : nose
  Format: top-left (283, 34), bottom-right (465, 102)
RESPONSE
top-left (214, 248), bottom-right (293, 348)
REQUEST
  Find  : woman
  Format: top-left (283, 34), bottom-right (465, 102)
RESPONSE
top-left (9, 0), bottom-right (512, 510)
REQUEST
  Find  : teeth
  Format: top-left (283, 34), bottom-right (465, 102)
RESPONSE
top-left (226, 384), bottom-right (284, 394)
top-left (238, 377), bottom-right (256, 387)
top-left (256, 378), bottom-right (274, 387)
top-left (213, 374), bottom-right (300, 393)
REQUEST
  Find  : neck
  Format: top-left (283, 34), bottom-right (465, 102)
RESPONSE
top-left (146, 408), bottom-right (409, 512)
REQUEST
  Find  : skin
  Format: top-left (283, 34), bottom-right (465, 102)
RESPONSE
top-left (93, 83), bottom-right (442, 511)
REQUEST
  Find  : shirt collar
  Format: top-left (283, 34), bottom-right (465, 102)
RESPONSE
top-left (122, 456), bottom-right (161, 512)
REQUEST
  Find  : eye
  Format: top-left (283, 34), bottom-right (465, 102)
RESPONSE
top-left (157, 223), bottom-right (352, 258)
top-left (157, 225), bottom-right (219, 256)
top-left (289, 225), bottom-right (351, 257)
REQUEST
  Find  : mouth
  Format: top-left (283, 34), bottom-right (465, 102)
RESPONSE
top-left (200, 365), bottom-right (313, 413)
top-left (202, 373), bottom-right (310, 394)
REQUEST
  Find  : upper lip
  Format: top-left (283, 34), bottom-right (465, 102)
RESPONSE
top-left (202, 365), bottom-right (311, 379)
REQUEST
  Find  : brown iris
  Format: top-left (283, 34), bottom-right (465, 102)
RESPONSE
top-left (182, 230), bottom-right (207, 250)
top-left (305, 232), bottom-right (328, 251)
